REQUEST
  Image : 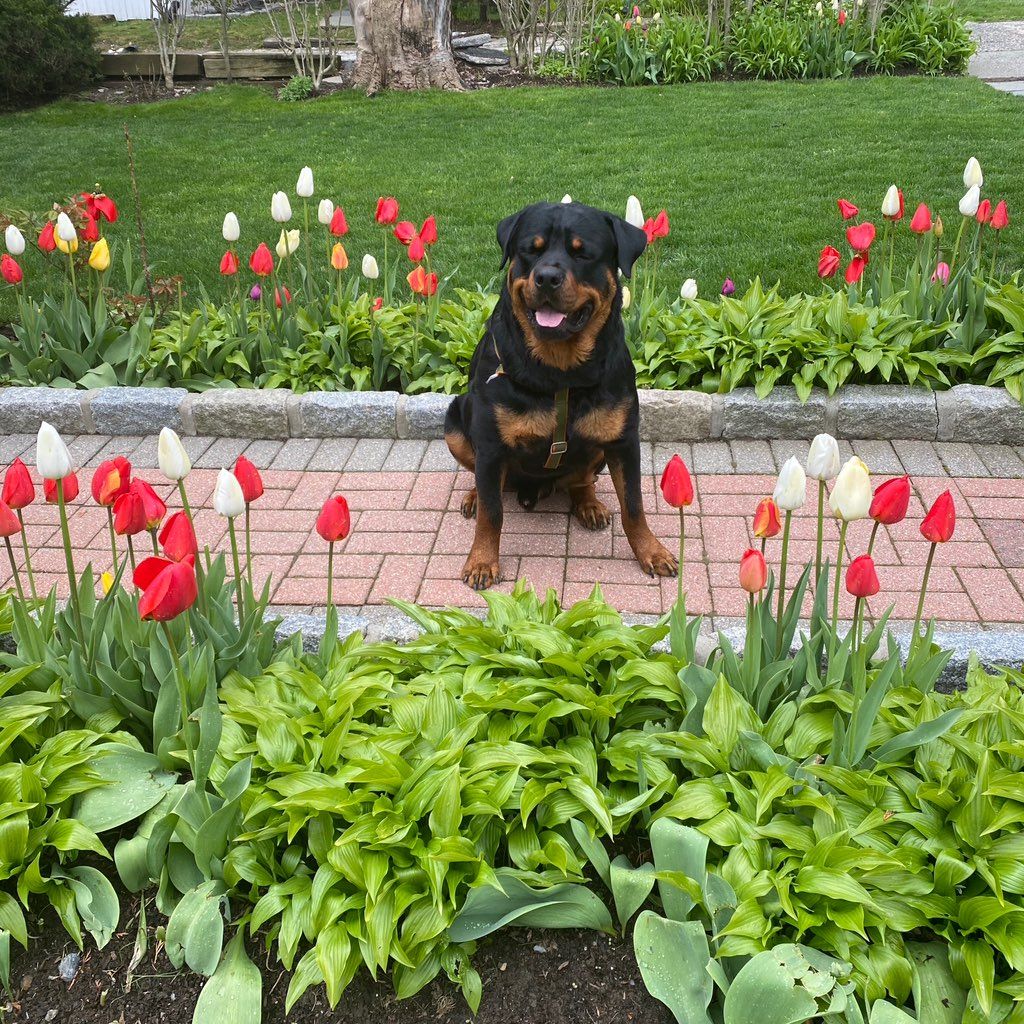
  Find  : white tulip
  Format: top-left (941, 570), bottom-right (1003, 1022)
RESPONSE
top-left (296, 166), bottom-right (314, 198)
top-left (773, 457), bottom-right (807, 512)
top-left (806, 433), bottom-right (840, 482)
top-left (222, 212), bottom-right (240, 243)
top-left (36, 422), bottom-right (72, 481)
top-left (317, 199), bottom-right (335, 225)
top-left (362, 253), bottom-right (379, 279)
top-left (561, 194), bottom-right (573, 204)
top-left (56, 212), bottom-right (77, 243)
top-left (214, 468), bottom-right (245, 518)
top-left (158, 427), bottom-right (191, 481)
top-left (963, 157), bottom-right (983, 189)
top-left (829, 456), bottom-right (872, 522)
top-left (276, 228), bottom-right (301, 259)
top-left (959, 185), bottom-right (980, 217)
top-left (621, 285), bottom-right (631, 310)
top-left (271, 191), bottom-right (292, 223)
top-left (881, 185), bottom-right (901, 218)
top-left (680, 278), bottom-right (698, 300)
top-left (625, 195), bottom-right (644, 229)
top-left (5, 225), bottom-right (25, 256)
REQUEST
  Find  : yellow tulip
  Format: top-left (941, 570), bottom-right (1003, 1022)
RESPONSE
top-left (101, 572), bottom-right (115, 596)
top-left (55, 234), bottom-right (79, 255)
top-left (331, 243), bottom-right (349, 271)
top-left (88, 238), bottom-right (110, 272)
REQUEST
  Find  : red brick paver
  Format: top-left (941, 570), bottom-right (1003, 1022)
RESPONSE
top-left (2, 463), bottom-right (1021, 626)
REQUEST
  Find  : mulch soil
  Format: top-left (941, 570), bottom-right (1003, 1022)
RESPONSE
top-left (8, 891), bottom-right (671, 1024)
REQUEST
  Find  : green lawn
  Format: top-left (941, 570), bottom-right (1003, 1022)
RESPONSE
top-left (958, 0), bottom-right (1024, 19)
top-left (1, 76), bottom-right (1022, 320)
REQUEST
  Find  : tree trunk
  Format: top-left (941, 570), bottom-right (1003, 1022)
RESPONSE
top-left (350, 0), bottom-right (463, 93)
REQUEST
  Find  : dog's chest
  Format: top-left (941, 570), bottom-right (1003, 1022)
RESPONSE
top-left (493, 397), bottom-right (631, 450)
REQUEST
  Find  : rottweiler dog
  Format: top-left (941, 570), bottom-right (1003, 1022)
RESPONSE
top-left (444, 201), bottom-right (679, 590)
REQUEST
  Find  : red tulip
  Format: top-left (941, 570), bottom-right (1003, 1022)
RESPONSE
top-left (113, 488), bottom-right (147, 536)
top-left (921, 490), bottom-right (955, 543)
top-left (317, 495), bottom-right (351, 542)
top-left (135, 555), bottom-right (197, 621)
top-left (329, 207), bottom-right (349, 236)
top-left (91, 457), bottom-right (132, 506)
top-left (159, 511), bottom-right (198, 563)
top-left (642, 210), bottom-right (669, 245)
top-left (2, 459), bottom-right (34, 510)
top-left (394, 220), bottom-right (418, 245)
top-left (837, 199), bottom-right (858, 220)
top-left (92, 194), bottom-right (118, 223)
top-left (37, 221), bottom-right (56, 252)
top-left (845, 222), bottom-right (876, 253)
top-left (1, 255), bottom-right (22, 286)
top-left (408, 235), bottom-right (426, 262)
top-left (275, 286), bottom-right (291, 308)
top-left (818, 245), bottom-right (841, 279)
top-left (249, 243), bottom-right (274, 277)
top-left (233, 455), bottom-right (263, 503)
top-left (0, 500), bottom-right (21, 538)
top-left (752, 497), bottom-right (782, 539)
top-left (82, 216), bottom-right (100, 243)
top-left (44, 472), bottom-right (79, 504)
top-left (407, 266), bottom-right (437, 296)
top-left (220, 250), bottom-right (239, 275)
top-left (419, 215), bottom-right (438, 245)
top-left (991, 200), bottom-right (1009, 230)
top-left (132, 479), bottom-right (166, 530)
top-left (909, 203), bottom-right (932, 234)
top-left (845, 554), bottom-right (879, 598)
top-left (870, 475), bottom-right (910, 525)
top-left (977, 199), bottom-right (992, 225)
top-left (739, 548), bottom-right (767, 594)
top-left (837, 8), bottom-right (847, 24)
top-left (659, 455), bottom-right (693, 508)
top-left (845, 254), bottom-right (868, 284)
top-left (375, 197), bottom-right (399, 225)
top-left (373, 297), bottom-right (384, 311)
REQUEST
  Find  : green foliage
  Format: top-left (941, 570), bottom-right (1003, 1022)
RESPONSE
top-left (0, 0), bottom-right (100, 110)
top-left (278, 75), bottom-right (315, 102)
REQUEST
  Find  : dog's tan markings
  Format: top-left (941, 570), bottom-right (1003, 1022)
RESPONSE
top-left (608, 461), bottom-right (678, 578)
top-left (445, 430), bottom-right (475, 472)
top-left (571, 238), bottom-right (583, 252)
top-left (493, 404), bottom-right (557, 448)
top-left (569, 479), bottom-right (612, 531)
top-left (574, 398), bottom-right (631, 444)
top-left (462, 466), bottom-right (508, 590)
top-left (532, 235), bottom-right (545, 251)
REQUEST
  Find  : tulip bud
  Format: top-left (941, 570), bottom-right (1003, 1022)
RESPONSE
top-left (959, 185), bottom-right (980, 218)
top-left (921, 490), bottom-right (955, 543)
top-left (625, 195), bottom-right (644, 229)
top-left (317, 494), bottom-right (351, 542)
top-left (233, 455), bottom-right (264, 504)
top-left (362, 254), bottom-right (380, 280)
top-left (963, 156), bottom-right (983, 189)
top-left (160, 511), bottom-right (199, 563)
top-left (721, 278), bottom-right (736, 296)
top-left (276, 228), bottom-right (301, 259)
top-left (88, 238), bottom-right (110, 272)
top-left (752, 497), bottom-right (782, 538)
top-left (561, 194), bottom-right (573, 204)
top-left (318, 199), bottom-right (335, 225)
top-left (214, 468), bottom-right (245, 518)
top-left (680, 278), bottom-right (698, 300)
top-left (2, 458), bottom-right (34, 510)
top-left (271, 191), bottom-right (292, 223)
top-left (158, 427), bottom-right (191, 481)
top-left (136, 556), bottom-right (198, 621)
top-left (845, 554), bottom-right (880, 599)
top-left (659, 454), bottom-right (694, 508)
top-left (1, 254), bottom-right (22, 285)
top-left (331, 243), bottom-right (349, 271)
top-left (881, 184), bottom-right (901, 218)
top-left (991, 201), bottom-right (1009, 230)
top-left (621, 285), bottom-right (631, 310)
top-left (931, 262), bottom-right (950, 286)
top-left (56, 212), bottom-right (77, 243)
top-left (44, 472), bottom-right (78, 504)
top-left (296, 166), bottom-right (314, 198)
top-left (869, 474), bottom-right (910, 526)
top-left (773, 457), bottom-right (806, 511)
top-left (222, 212), bottom-right (240, 242)
top-left (806, 433), bottom-right (840, 482)
top-left (828, 456), bottom-right (871, 522)
top-left (739, 548), bottom-right (768, 595)
top-left (933, 215), bottom-right (944, 238)
top-left (36, 422), bottom-right (73, 481)
top-left (4, 225), bottom-right (25, 256)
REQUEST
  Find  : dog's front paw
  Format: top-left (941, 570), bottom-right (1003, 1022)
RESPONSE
top-left (460, 488), bottom-right (478, 519)
top-left (572, 497), bottom-right (612, 531)
top-left (636, 537), bottom-right (678, 578)
top-left (462, 554), bottom-right (500, 591)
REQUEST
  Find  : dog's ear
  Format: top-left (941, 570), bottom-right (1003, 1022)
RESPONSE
top-left (497, 208), bottom-right (525, 269)
top-left (605, 214), bottom-right (648, 279)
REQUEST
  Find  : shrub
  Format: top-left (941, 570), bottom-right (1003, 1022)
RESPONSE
top-left (278, 74), bottom-right (315, 101)
top-left (0, 0), bottom-right (100, 110)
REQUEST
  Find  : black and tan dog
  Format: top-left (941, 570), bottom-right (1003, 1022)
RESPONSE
top-left (444, 201), bottom-right (678, 590)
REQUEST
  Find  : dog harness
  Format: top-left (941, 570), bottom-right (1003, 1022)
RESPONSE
top-left (488, 340), bottom-right (569, 471)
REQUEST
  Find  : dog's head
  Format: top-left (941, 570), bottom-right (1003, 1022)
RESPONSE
top-left (497, 202), bottom-right (647, 362)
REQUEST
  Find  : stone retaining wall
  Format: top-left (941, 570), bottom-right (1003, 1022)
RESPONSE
top-left (3, 384), bottom-right (1022, 443)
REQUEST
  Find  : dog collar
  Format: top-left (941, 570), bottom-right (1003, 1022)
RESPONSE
top-left (489, 339), bottom-right (569, 471)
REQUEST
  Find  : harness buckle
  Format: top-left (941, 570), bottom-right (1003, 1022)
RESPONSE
top-left (549, 441), bottom-right (568, 456)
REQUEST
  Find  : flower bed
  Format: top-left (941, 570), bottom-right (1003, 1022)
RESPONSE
top-left (0, 421), bottom-right (1019, 1022)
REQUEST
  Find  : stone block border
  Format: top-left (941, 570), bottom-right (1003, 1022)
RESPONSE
top-left (2, 383), bottom-right (1022, 443)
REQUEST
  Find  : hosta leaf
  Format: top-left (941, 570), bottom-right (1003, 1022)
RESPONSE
top-left (633, 913), bottom-right (713, 1024)
top-left (609, 859), bottom-right (656, 931)
top-left (192, 931), bottom-right (261, 1024)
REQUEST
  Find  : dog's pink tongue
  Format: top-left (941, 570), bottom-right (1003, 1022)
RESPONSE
top-left (535, 308), bottom-right (566, 329)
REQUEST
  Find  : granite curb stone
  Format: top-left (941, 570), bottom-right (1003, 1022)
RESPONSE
top-left (191, 389), bottom-right (292, 439)
top-left (297, 392), bottom-right (399, 438)
top-left (835, 386), bottom-right (938, 440)
top-left (637, 390), bottom-right (712, 441)
top-left (399, 394), bottom-right (452, 439)
top-left (87, 386), bottom-right (188, 435)
top-left (721, 387), bottom-right (828, 439)
top-left (0, 387), bottom-right (90, 434)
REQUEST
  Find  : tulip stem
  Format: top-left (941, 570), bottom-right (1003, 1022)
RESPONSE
top-left (150, 528), bottom-right (159, 556)
top-left (853, 596), bottom-right (863, 654)
top-left (327, 540), bottom-right (335, 610)
top-left (56, 480), bottom-right (85, 651)
top-left (303, 200), bottom-right (313, 296)
top-left (951, 216), bottom-right (967, 271)
top-left (990, 237), bottom-right (1000, 280)
top-left (228, 518), bottom-right (244, 622)
top-left (15, 511), bottom-right (38, 603)
top-left (126, 535), bottom-right (137, 572)
top-left (4, 538), bottom-right (25, 603)
top-left (244, 504), bottom-right (253, 589)
top-left (911, 541), bottom-right (937, 654)
top-left (106, 507), bottom-right (118, 567)
top-left (775, 510), bottom-right (792, 657)
top-left (814, 480), bottom-right (825, 584)
top-left (677, 507), bottom-right (685, 607)
top-left (830, 519), bottom-right (849, 663)
top-left (161, 620), bottom-right (210, 812)
top-left (867, 520), bottom-right (880, 557)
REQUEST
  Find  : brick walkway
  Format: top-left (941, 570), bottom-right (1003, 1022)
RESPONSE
top-left (2, 433), bottom-right (1023, 628)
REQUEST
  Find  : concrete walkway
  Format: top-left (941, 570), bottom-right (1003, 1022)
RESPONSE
top-left (970, 20), bottom-right (1024, 94)
top-left (1, 432), bottom-right (1022, 630)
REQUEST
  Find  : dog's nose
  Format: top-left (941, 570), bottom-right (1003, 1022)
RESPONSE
top-left (534, 266), bottom-right (564, 291)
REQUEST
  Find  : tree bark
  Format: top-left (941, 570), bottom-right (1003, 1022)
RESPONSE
top-left (350, 0), bottom-right (464, 93)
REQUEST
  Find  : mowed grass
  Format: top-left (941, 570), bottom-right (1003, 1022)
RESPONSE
top-left (957, 0), bottom-right (1024, 19)
top-left (1, 76), bottom-right (1023, 320)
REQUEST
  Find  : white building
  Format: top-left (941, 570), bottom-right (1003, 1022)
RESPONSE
top-left (68, 0), bottom-right (193, 20)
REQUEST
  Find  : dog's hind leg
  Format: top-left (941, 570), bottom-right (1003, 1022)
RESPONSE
top-left (445, 395), bottom-right (479, 518)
